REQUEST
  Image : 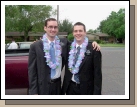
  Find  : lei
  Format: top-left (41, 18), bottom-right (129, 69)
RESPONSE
top-left (42, 33), bottom-right (61, 69)
top-left (68, 37), bottom-right (88, 74)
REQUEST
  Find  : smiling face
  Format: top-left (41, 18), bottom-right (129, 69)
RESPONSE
top-left (44, 19), bottom-right (58, 40)
top-left (73, 25), bottom-right (86, 45)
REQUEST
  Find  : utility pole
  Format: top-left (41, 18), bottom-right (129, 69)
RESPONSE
top-left (57, 5), bottom-right (59, 23)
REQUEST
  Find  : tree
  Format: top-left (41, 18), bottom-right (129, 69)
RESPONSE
top-left (88, 29), bottom-right (98, 33)
top-left (5, 5), bottom-right (56, 41)
top-left (58, 19), bottom-right (73, 35)
top-left (93, 29), bottom-right (97, 33)
top-left (87, 29), bottom-right (94, 33)
top-left (98, 8), bottom-right (125, 43)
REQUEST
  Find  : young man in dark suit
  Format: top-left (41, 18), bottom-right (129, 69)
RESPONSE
top-left (28, 18), bottom-right (100, 95)
top-left (62, 22), bottom-right (102, 95)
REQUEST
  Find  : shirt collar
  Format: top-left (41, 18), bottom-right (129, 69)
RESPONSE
top-left (46, 36), bottom-right (55, 45)
top-left (76, 43), bottom-right (82, 48)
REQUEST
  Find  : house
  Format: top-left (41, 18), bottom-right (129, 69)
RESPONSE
top-left (5, 32), bottom-right (25, 42)
top-left (86, 32), bottom-right (99, 41)
top-left (5, 31), bottom-right (68, 42)
top-left (93, 33), bottom-right (115, 43)
top-left (57, 32), bottom-right (68, 38)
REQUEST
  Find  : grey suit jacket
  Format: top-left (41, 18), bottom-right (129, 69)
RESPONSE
top-left (28, 38), bottom-right (67, 95)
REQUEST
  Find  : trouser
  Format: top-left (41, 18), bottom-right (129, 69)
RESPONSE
top-left (49, 77), bottom-right (61, 95)
top-left (66, 80), bottom-right (80, 95)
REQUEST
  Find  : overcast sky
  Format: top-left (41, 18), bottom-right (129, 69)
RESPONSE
top-left (2, 1), bottom-right (128, 32)
top-left (52, 5), bottom-right (125, 31)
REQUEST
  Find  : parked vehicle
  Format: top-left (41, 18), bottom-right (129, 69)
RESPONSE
top-left (17, 42), bottom-right (33, 49)
top-left (6, 42), bottom-right (33, 49)
top-left (5, 49), bottom-right (29, 95)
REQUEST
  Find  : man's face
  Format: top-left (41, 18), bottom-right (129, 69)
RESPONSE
top-left (73, 25), bottom-right (86, 43)
top-left (44, 21), bottom-right (58, 37)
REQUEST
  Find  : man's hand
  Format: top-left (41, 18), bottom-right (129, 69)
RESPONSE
top-left (92, 41), bottom-right (101, 51)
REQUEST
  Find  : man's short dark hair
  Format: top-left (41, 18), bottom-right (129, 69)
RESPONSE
top-left (73, 22), bottom-right (86, 32)
top-left (44, 18), bottom-right (57, 26)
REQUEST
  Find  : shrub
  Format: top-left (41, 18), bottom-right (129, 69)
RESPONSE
top-left (101, 41), bottom-right (106, 44)
top-left (67, 33), bottom-right (74, 41)
top-left (94, 40), bottom-right (101, 44)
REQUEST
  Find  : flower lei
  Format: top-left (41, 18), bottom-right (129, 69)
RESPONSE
top-left (42, 33), bottom-right (61, 69)
top-left (68, 37), bottom-right (88, 74)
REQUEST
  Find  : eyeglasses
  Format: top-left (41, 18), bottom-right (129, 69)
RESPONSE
top-left (47, 26), bottom-right (58, 29)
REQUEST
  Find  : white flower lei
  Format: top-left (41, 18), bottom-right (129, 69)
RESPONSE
top-left (68, 37), bottom-right (88, 74)
top-left (42, 33), bottom-right (61, 69)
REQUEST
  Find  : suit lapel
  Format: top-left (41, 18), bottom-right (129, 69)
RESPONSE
top-left (79, 56), bottom-right (87, 70)
top-left (79, 43), bottom-right (92, 71)
top-left (39, 40), bottom-right (45, 56)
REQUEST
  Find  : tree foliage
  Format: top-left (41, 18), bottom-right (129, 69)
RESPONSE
top-left (87, 29), bottom-right (94, 33)
top-left (98, 8), bottom-right (125, 40)
top-left (5, 5), bottom-right (56, 41)
top-left (87, 29), bottom-right (97, 33)
top-left (58, 19), bottom-right (73, 35)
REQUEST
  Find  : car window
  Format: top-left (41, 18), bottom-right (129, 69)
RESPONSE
top-left (20, 43), bottom-right (31, 49)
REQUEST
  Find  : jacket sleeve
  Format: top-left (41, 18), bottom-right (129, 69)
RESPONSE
top-left (93, 50), bottom-right (102, 95)
top-left (28, 43), bottom-right (38, 95)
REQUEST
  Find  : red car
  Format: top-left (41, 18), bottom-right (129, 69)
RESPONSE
top-left (5, 49), bottom-right (29, 95)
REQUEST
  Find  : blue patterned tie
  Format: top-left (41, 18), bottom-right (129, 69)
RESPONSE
top-left (50, 42), bottom-right (56, 79)
top-left (74, 46), bottom-right (80, 83)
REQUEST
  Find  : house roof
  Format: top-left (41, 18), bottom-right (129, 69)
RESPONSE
top-left (5, 32), bottom-right (68, 36)
top-left (5, 32), bottom-right (24, 36)
top-left (57, 32), bottom-right (68, 35)
top-left (93, 33), bottom-right (109, 37)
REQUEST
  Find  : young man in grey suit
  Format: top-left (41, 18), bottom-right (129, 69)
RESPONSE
top-left (62, 22), bottom-right (102, 95)
top-left (28, 18), bottom-right (100, 95)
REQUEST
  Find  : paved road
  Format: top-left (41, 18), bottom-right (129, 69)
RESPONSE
top-left (61, 47), bottom-right (125, 95)
top-left (101, 47), bottom-right (125, 95)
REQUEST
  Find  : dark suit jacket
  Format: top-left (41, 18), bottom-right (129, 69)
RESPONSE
top-left (28, 38), bottom-right (67, 95)
top-left (62, 42), bottom-right (102, 95)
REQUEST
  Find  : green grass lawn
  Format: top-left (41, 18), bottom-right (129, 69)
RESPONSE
top-left (99, 43), bottom-right (125, 47)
